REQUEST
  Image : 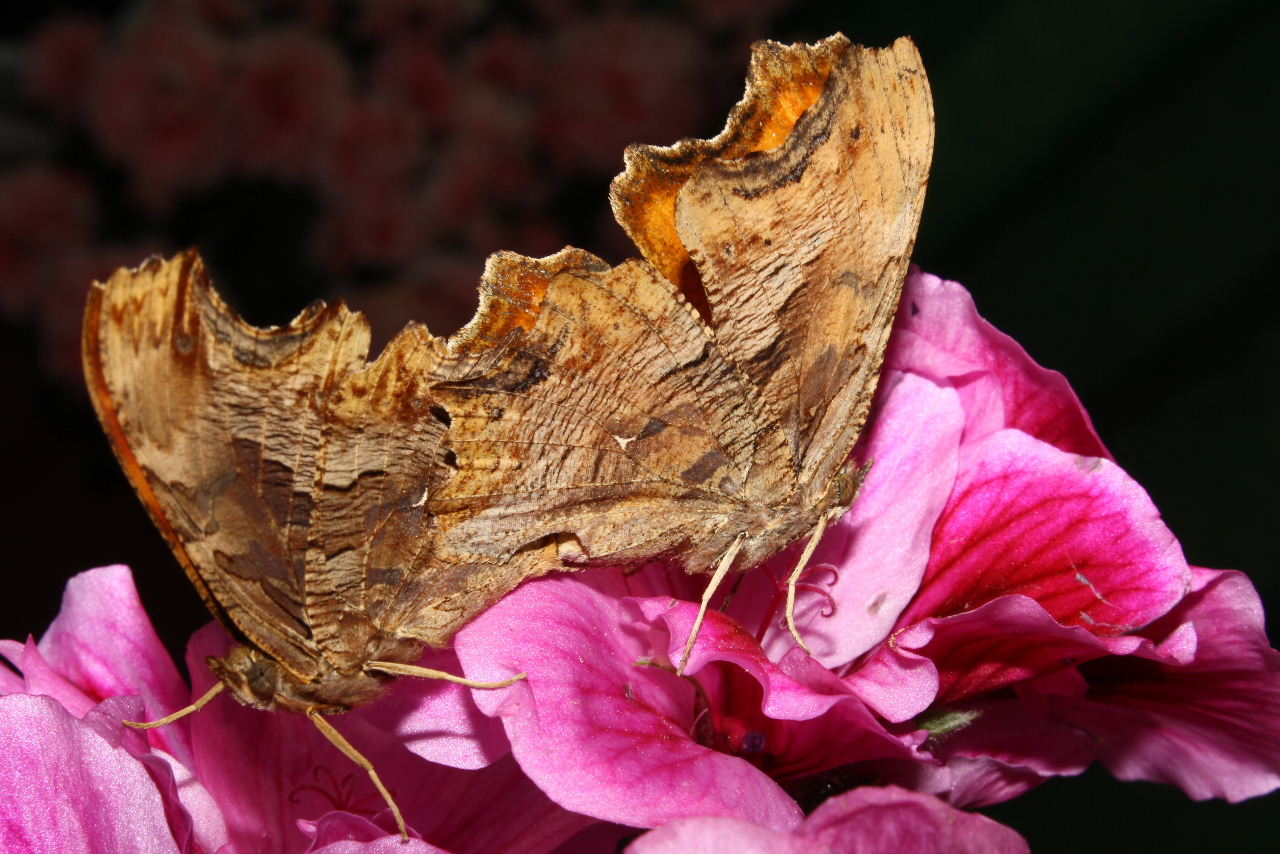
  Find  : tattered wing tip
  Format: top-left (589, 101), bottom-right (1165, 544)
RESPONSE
top-left (448, 246), bottom-right (612, 350)
top-left (607, 33), bottom-right (855, 293)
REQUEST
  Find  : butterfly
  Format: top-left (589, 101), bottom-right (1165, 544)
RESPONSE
top-left (81, 32), bottom-right (933, 836)
top-left (428, 34), bottom-right (933, 664)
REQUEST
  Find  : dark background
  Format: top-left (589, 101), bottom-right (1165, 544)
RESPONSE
top-left (1, 1), bottom-right (1276, 851)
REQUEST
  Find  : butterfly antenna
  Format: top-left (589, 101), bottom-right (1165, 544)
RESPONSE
top-left (784, 508), bottom-right (840, 654)
top-left (364, 660), bottom-right (525, 688)
top-left (307, 709), bottom-right (408, 841)
top-left (122, 681), bottom-right (226, 729)
top-left (679, 533), bottom-right (746, 675)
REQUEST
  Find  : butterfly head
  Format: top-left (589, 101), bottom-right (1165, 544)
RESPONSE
top-left (207, 644), bottom-right (391, 714)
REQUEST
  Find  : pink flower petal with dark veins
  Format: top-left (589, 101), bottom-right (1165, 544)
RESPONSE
top-left (0, 693), bottom-right (179, 853)
top-left (1057, 568), bottom-right (1280, 801)
top-left (897, 430), bottom-right (1189, 640)
top-left (639, 600), bottom-right (924, 775)
top-left (919, 694), bottom-right (1097, 807)
top-left (455, 575), bottom-right (805, 831)
top-left (889, 270), bottom-right (1107, 458)
top-left (896, 594), bottom-right (1147, 702)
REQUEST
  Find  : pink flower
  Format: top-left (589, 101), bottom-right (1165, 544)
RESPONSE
top-left (627, 785), bottom-right (1029, 854)
top-left (452, 269), bottom-right (1280, 830)
top-left (0, 566), bottom-right (594, 852)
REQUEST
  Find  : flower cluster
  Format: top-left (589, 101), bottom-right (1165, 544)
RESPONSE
top-left (4, 0), bottom-right (790, 385)
top-left (3, 269), bottom-right (1276, 852)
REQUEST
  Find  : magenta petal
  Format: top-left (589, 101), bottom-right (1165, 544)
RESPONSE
top-left (626, 817), bottom-right (819, 854)
top-left (0, 693), bottom-right (179, 853)
top-left (801, 785), bottom-right (1029, 854)
top-left (38, 566), bottom-right (194, 762)
top-left (924, 698), bottom-right (1096, 807)
top-left (899, 594), bottom-right (1145, 702)
top-left (1060, 569), bottom-right (1280, 801)
top-left (899, 430), bottom-right (1189, 638)
top-left (890, 270), bottom-right (1106, 458)
top-left (304, 813), bottom-right (448, 854)
top-left (626, 787), bottom-right (1029, 854)
top-left (639, 599), bottom-right (849, 721)
top-left (344, 644), bottom-right (509, 770)
top-left (455, 575), bottom-right (805, 831)
top-left (841, 643), bottom-right (938, 723)
top-left (752, 372), bottom-right (963, 667)
top-left (0, 637), bottom-right (98, 717)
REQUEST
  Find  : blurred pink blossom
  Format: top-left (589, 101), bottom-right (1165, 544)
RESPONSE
top-left (87, 15), bottom-right (230, 211)
top-left (452, 269), bottom-right (1280, 829)
top-left (229, 29), bottom-right (350, 181)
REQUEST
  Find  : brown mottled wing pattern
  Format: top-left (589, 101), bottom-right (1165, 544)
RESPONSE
top-left (433, 36), bottom-right (933, 577)
top-left (618, 35), bottom-right (934, 499)
top-left (83, 253), bottom-right (463, 687)
top-left (432, 248), bottom-right (794, 569)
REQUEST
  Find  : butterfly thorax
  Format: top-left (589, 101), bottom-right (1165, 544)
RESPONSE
top-left (692, 459), bottom-right (866, 573)
top-left (208, 642), bottom-right (417, 714)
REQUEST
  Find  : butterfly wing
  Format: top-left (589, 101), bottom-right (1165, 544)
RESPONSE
top-left (431, 248), bottom-right (794, 571)
top-left (434, 36), bottom-right (933, 575)
top-left (83, 252), bottom-right (466, 679)
top-left (616, 35), bottom-right (934, 497)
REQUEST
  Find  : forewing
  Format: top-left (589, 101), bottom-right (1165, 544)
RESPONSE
top-left (432, 248), bottom-right (794, 570)
top-left (616, 36), bottom-right (934, 492)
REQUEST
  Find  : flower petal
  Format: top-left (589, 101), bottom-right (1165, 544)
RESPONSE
top-left (0, 693), bottom-right (179, 853)
top-left (304, 812), bottom-right (448, 854)
top-left (342, 644), bottom-right (509, 770)
top-left (922, 696), bottom-right (1096, 807)
top-left (898, 430), bottom-right (1189, 640)
top-left (626, 816), bottom-right (818, 854)
top-left (1059, 569), bottom-right (1280, 801)
top-left (749, 372), bottom-right (963, 667)
top-left (455, 575), bottom-right (805, 831)
top-left (896, 594), bottom-right (1146, 702)
top-left (889, 270), bottom-right (1106, 458)
top-left (801, 785), bottom-right (1029, 853)
top-left (38, 566), bottom-right (194, 762)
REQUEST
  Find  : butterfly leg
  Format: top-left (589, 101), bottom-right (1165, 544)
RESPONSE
top-left (308, 708), bottom-right (408, 841)
top-left (784, 508), bottom-right (840, 654)
top-left (122, 681), bottom-right (226, 729)
top-left (678, 532), bottom-right (747, 675)
top-left (365, 660), bottom-right (525, 689)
